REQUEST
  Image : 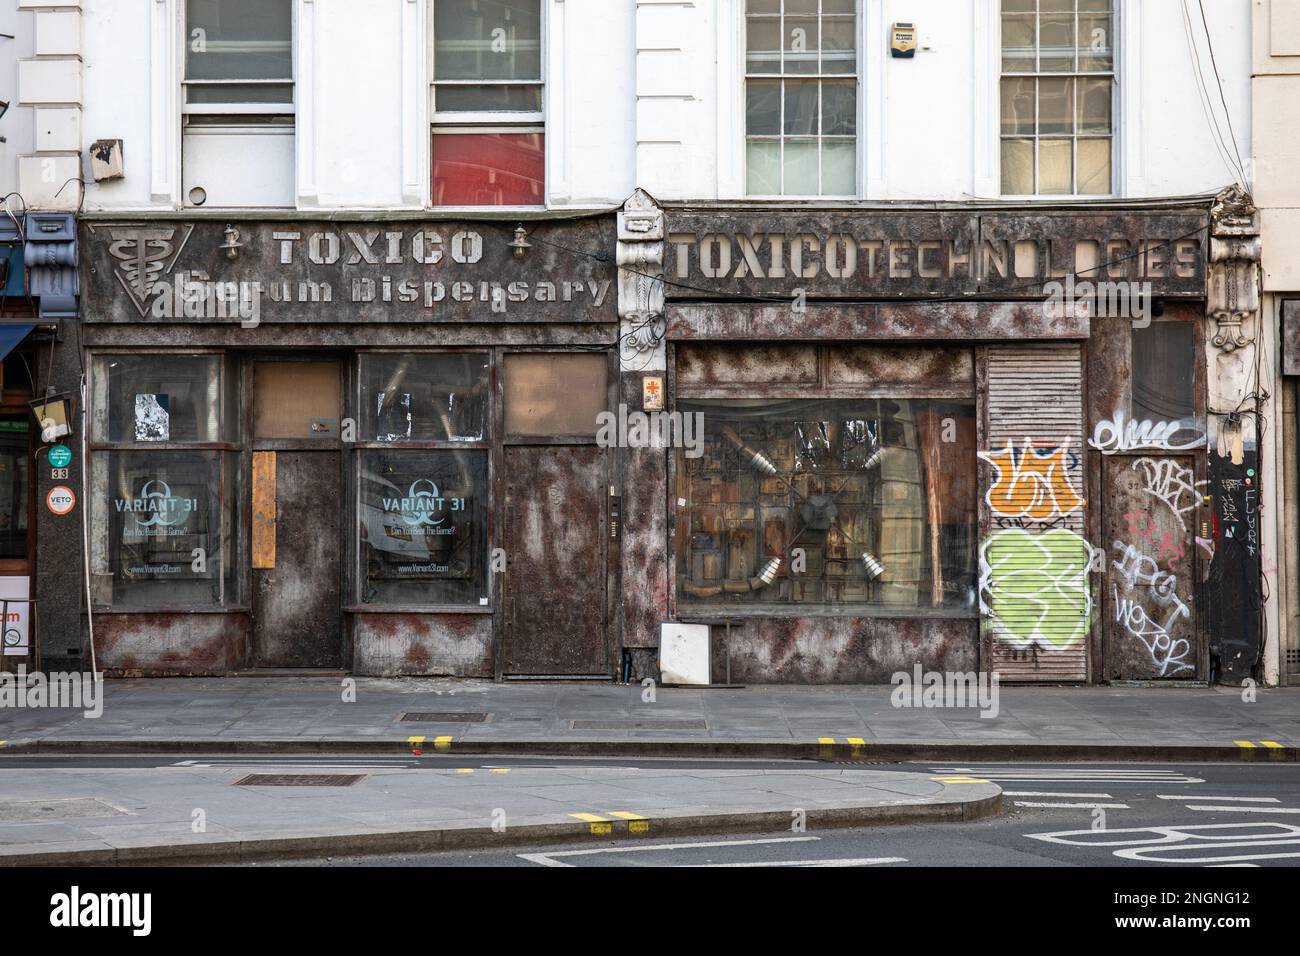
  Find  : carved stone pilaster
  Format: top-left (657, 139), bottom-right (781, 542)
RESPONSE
top-left (1207, 185), bottom-right (1261, 353)
top-left (616, 188), bottom-right (666, 370)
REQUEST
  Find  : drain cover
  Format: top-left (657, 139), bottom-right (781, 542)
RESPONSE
top-left (569, 718), bottom-right (708, 731)
top-left (400, 712), bottom-right (490, 722)
top-left (234, 774), bottom-right (365, 787)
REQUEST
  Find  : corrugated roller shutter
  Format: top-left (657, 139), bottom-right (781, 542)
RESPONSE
top-left (985, 344), bottom-right (1088, 682)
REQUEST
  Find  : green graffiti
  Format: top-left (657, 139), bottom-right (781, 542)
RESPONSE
top-left (979, 528), bottom-right (1092, 649)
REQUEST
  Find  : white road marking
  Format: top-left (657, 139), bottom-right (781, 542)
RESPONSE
top-left (930, 767), bottom-right (1203, 783)
top-left (1156, 795), bottom-right (1280, 803)
top-left (1004, 791), bottom-right (1114, 798)
top-left (1014, 801), bottom-right (1130, 809)
top-left (517, 836), bottom-right (820, 868)
top-left (689, 857), bottom-right (906, 868)
top-left (1185, 805), bottom-right (1300, 814)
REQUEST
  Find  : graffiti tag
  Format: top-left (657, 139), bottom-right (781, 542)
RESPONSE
top-left (1088, 411), bottom-right (1205, 454)
top-left (1132, 457), bottom-right (1206, 531)
top-left (979, 440), bottom-right (1085, 524)
top-left (979, 529), bottom-right (1093, 650)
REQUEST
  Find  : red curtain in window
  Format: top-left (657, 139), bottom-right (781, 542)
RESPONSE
top-left (431, 132), bottom-right (545, 206)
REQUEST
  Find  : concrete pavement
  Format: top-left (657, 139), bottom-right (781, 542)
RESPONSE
top-left (0, 760), bottom-right (1001, 865)
top-left (1, 677), bottom-right (1297, 760)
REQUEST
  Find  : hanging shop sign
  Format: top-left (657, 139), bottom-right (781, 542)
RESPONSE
top-left (81, 218), bottom-right (618, 325)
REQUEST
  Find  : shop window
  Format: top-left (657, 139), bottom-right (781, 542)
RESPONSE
top-left (745, 0), bottom-right (858, 197)
top-left (0, 418), bottom-right (29, 561)
top-left (503, 352), bottom-right (607, 438)
top-left (89, 355), bottom-right (240, 609)
top-left (677, 399), bottom-right (977, 609)
top-left (253, 362), bottom-right (341, 440)
top-left (359, 450), bottom-right (488, 605)
top-left (359, 353), bottom-right (489, 442)
top-left (1000, 0), bottom-right (1114, 196)
top-left (432, 0), bottom-right (545, 206)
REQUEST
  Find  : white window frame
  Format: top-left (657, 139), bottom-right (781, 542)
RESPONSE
top-left (738, 0), bottom-right (863, 201)
top-left (180, 0), bottom-right (297, 122)
top-left (995, 0), bottom-right (1119, 199)
top-left (429, 0), bottom-right (548, 210)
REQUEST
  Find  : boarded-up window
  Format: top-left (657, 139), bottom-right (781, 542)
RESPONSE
top-left (503, 353), bottom-right (607, 437)
top-left (1132, 321), bottom-right (1195, 423)
top-left (253, 362), bottom-right (341, 439)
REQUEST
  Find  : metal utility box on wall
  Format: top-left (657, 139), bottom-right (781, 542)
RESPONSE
top-left (890, 22), bottom-right (917, 58)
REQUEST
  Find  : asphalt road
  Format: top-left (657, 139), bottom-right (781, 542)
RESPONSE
top-left (4, 753), bottom-right (1297, 866)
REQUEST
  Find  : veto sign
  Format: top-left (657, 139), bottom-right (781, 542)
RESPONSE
top-left (46, 485), bottom-right (76, 516)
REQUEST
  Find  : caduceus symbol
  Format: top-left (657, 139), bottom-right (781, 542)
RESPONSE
top-left (108, 228), bottom-right (177, 305)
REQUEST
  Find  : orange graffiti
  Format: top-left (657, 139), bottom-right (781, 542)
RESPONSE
top-left (980, 440), bottom-right (1085, 522)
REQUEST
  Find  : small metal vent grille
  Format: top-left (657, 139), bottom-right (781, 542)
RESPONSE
top-left (400, 712), bottom-right (490, 722)
top-left (234, 774), bottom-right (366, 787)
top-left (570, 718), bottom-right (708, 731)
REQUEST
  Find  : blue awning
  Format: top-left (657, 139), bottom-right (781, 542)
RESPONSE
top-left (0, 324), bottom-right (35, 362)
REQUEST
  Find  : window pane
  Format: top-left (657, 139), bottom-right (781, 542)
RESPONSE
top-left (1002, 0), bottom-right (1034, 12)
top-left (1079, 12), bottom-right (1113, 71)
top-left (747, 0), bottom-right (780, 13)
top-left (1001, 137), bottom-right (1034, 193)
top-left (431, 132), bottom-right (545, 205)
top-left (1001, 15), bottom-right (1035, 71)
top-left (359, 353), bottom-right (489, 442)
top-left (677, 399), bottom-right (977, 609)
top-left (1000, 77), bottom-right (1034, 135)
top-left (434, 0), bottom-right (542, 82)
top-left (821, 140), bottom-right (856, 195)
top-left (1040, 0), bottom-right (1074, 12)
top-left (783, 139), bottom-right (819, 194)
top-left (92, 355), bottom-right (231, 443)
top-left (1077, 137), bottom-right (1111, 194)
top-left (185, 83), bottom-right (293, 105)
top-left (821, 16), bottom-right (856, 74)
top-left (1039, 14), bottom-right (1076, 72)
top-left (747, 139), bottom-right (781, 194)
top-left (435, 84), bottom-right (543, 112)
top-left (746, 80), bottom-right (781, 135)
top-left (1077, 76), bottom-right (1111, 133)
top-left (1038, 77), bottom-right (1074, 135)
top-left (91, 450), bottom-right (228, 607)
top-left (1080, 0), bottom-right (1111, 11)
top-left (746, 16), bottom-right (782, 73)
top-left (253, 362), bottom-right (341, 439)
top-left (1132, 322), bottom-right (1195, 422)
top-left (185, 0), bottom-right (292, 82)
top-left (784, 17), bottom-right (819, 75)
top-left (786, 0), bottom-right (818, 14)
top-left (823, 0), bottom-right (855, 13)
top-left (360, 449), bottom-right (488, 605)
top-left (1038, 138), bottom-right (1073, 193)
top-left (821, 80), bottom-right (856, 136)
top-left (0, 419), bottom-right (28, 560)
top-left (503, 353), bottom-right (607, 437)
top-left (783, 80), bottom-right (819, 134)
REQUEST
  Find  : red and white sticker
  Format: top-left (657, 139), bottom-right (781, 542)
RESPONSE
top-left (46, 485), bottom-right (76, 516)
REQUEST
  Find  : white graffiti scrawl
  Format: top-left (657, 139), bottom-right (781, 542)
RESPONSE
top-left (1088, 410), bottom-right (1205, 455)
top-left (1111, 541), bottom-right (1194, 677)
top-left (1132, 458), bottom-right (1207, 531)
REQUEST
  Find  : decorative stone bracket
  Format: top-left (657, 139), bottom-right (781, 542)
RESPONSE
top-left (617, 188), bottom-right (667, 369)
top-left (1208, 185), bottom-right (1261, 353)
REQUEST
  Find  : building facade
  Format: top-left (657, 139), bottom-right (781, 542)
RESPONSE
top-left (2, 0), bottom-right (1286, 685)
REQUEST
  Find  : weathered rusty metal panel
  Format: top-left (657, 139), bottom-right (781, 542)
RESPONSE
top-left (708, 615), bottom-right (977, 684)
top-left (676, 344), bottom-right (819, 386)
top-left (667, 301), bottom-right (1090, 341)
top-left (827, 346), bottom-right (974, 390)
top-left (502, 444), bottom-right (607, 674)
top-left (1283, 299), bottom-right (1300, 376)
top-left (1104, 455), bottom-right (1200, 680)
top-left (251, 451), bottom-right (276, 570)
top-left (351, 613), bottom-right (493, 677)
top-left (663, 207), bottom-right (1208, 300)
top-left (253, 451), bottom-right (342, 667)
top-left (79, 323), bottom-right (618, 348)
top-left (79, 217), bottom-right (617, 324)
top-left (92, 613), bottom-right (247, 676)
top-left (982, 345), bottom-right (1088, 681)
top-left (619, 374), bottom-right (670, 650)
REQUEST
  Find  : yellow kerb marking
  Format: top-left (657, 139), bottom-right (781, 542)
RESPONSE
top-left (455, 768), bottom-right (475, 774)
top-left (818, 737), bottom-right (836, 745)
top-left (407, 735), bottom-right (425, 746)
top-left (490, 768), bottom-right (510, 773)
top-left (1235, 740), bottom-right (1256, 748)
top-left (608, 811), bottom-right (646, 820)
top-left (569, 813), bottom-right (609, 823)
top-left (846, 737), bottom-right (866, 746)
top-left (931, 775), bottom-right (990, 784)
top-left (434, 735), bottom-right (453, 751)
top-left (1261, 741), bottom-right (1284, 749)
top-left (589, 822), bottom-right (613, 835)
top-left (629, 821), bottom-right (651, 834)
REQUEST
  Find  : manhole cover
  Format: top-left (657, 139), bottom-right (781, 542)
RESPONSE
top-left (569, 719), bottom-right (708, 731)
top-left (233, 774), bottom-right (366, 787)
top-left (400, 712), bottom-right (490, 722)
top-left (0, 798), bottom-right (128, 822)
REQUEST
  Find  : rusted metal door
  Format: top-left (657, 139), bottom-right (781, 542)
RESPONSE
top-left (501, 444), bottom-right (607, 674)
top-left (1103, 455), bottom-right (1202, 680)
top-left (252, 450), bottom-right (343, 667)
